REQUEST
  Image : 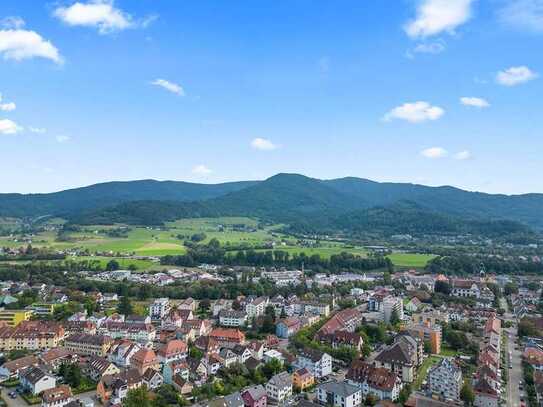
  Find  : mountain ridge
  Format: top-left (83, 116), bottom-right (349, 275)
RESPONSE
top-left (1, 174), bottom-right (543, 235)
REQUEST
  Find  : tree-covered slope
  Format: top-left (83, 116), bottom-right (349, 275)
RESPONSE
top-left (0, 179), bottom-right (257, 217)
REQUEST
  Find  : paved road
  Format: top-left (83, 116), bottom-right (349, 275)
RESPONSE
top-left (505, 314), bottom-right (522, 407)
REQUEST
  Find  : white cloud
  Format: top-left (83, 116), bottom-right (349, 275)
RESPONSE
top-left (421, 147), bottom-right (448, 158)
top-left (0, 28), bottom-right (62, 63)
top-left (405, 0), bottom-right (474, 38)
top-left (1, 16), bottom-right (25, 30)
top-left (150, 79), bottom-right (185, 96)
top-left (0, 94), bottom-right (16, 112)
top-left (251, 138), bottom-right (279, 151)
top-left (29, 127), bottom-right (47, 134)
top-left (496, 66), bottom-right (538, 86)
top-left (56, 135), bottom-right (70, 143)
top-left (383, 101), bottom-right (444, 123)
top-left (460, 96), bottom-right (490, 108)
top-left (192, 164), bottom-right (212, 175)
top-left (0, 102), bottom-right (15, 112)
top-left (498, 0), bottom-right (543, 33)
top-left (54, 0), bottom-right (136, 34)
top-left (454, 150), bottom-right (472, 160)
top-left (0, 119), bottom-right (22, 135)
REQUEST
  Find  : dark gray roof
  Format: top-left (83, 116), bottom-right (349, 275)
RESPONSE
top-left (268, 371), bottom-right (292, 389)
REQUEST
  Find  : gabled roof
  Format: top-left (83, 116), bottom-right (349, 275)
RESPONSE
top-left (375, 343), bottom-right (413, 366)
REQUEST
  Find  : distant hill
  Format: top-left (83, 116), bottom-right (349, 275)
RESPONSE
top-left (0, 179), bottom-right (257, 218)
top-left (1, 173), bottom-right (543, 239)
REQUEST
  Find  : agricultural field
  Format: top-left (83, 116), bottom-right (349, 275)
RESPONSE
top-left (385, 253), bottom-right (436, 268)
top-left (0, 216), bottom-right (436, 270)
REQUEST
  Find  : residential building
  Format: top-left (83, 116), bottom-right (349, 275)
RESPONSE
top-left (65, 334), bottom-right (113, 357)
top-left (84, 356), bottom-right (120, 381)
top-left (317, 308), bottom-right (363, 337)
top-left (142, 369), bottom-right (163, 390)
top-left (276, 318), bottom-right (301, 339)
top-left (149, 298), bottom-right (171, 320)
top-left (219, 310), bottom-right (247, 328)
top-left (316, 381), bottom-right (362, 407)
top-left (246, 297), bottom-right (268, 318)
top-left (131, 348), bottom-right (159, 375)
top-left (20, 366), bottom-right (56, 395)
top-left (209, 328), bottom-right (246, 346)
top-left (374, 342), bottom-right (416, 383)
top-left (0, 320), bottom-right (64, 351)
top-left (266, 371), bottom-right (292, 402)
top-left (0, 355), bottom-right (39, 379)
top-left (157, 339), bottom-right (187, 364)
top-left (293, 348), bottom-right (332, 378)
top-left (241, 385), bottom-right (267, 407)
top-left (473, 378), bottom-right (499, 407)
top-left (428, 358), bottom-right (463, 401)
top-left (178, 298), bottom-right (197, 312)
top-left (41, 385), bottom-right (73, 407)
top-left (96, 369), bottom-right (142, 405)
top-left (0, 310), bottom-right (33, 327)
top-left (108, 340), bottom-right (141, 368)
top-left (405, 322), bottom-right (442, 355)
top-left (450, 280), bottom-right (481, 298)
top-left (318, 331), bottom-right (364, 351)
top-left (293, 368), bottom-right (314, 391)
top-left (99, 322), bottom-right (156, 344)
top-left (346, 360), bottom-right (402, 401)
top-left (382, 297), bottom-right (404, 324)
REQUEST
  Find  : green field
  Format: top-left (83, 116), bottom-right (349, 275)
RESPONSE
top-left (0, 217), bottom-right (435, 270)
top-left (0, 217), bottom-right (280, 256)
top-left (386, 253), bottom-right (436, 268)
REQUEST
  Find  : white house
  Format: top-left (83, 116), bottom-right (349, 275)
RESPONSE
top-left (293, 349), bottom-right (332, 378)
top-left (317, 381), bottom-right (362, 407)
top-left (20, 367), bottom-right (56, 395)
top-left (266, 372), bottom-right (292, 403)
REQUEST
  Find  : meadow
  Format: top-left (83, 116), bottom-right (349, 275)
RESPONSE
top-left (0, 217), bottom-right (435, 270)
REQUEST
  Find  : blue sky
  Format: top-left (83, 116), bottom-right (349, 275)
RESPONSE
top-left (0, 0), bottom-right (542, 194)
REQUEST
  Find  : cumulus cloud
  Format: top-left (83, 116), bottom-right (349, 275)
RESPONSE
top-left (192, 164), bottom-right (212, 175)
top-left (383, 101), bottom-right (444, 123)
top-left (454, 150), bottom-right (472, 160)
top-left (0, 119), bottom-right (22, 135)
top-left (460, 97), bottom-right (490, 108)
top-left (496, 66), bottom-right (538, 86)
top-left (0, 27), bottom-right (62, 63)
top-left (251, 138), bottom-right (279, 151)
top-left (498, 0), bottom-right (543, 33)
top-left (150, 79), bottom-right (185, 96)
top-left (56, 135), bottom-right (70, 143)
top-left (405, 0), bottom-right (474, 38)
top-left (421, 147), bottom-right (448, 159)
top-left (54, 0), bottom-right (153, 34)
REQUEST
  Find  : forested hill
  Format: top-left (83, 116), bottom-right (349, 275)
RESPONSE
top-left (2, 173), bottom-right (543, 237)
top-left (0, 179), bottom-right (257, 217)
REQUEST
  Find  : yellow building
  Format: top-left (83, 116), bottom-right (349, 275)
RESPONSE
top-left (0, 310), bottom-right (33, 327)
top-left (293, 368), bottom-right (314, 391)
top-left (0, 320), bottom-right (65, 351)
